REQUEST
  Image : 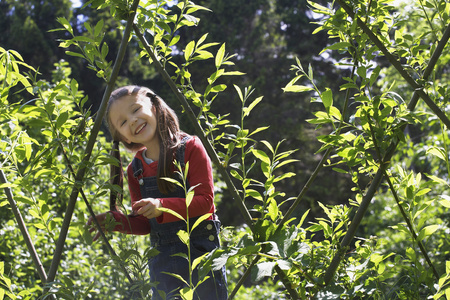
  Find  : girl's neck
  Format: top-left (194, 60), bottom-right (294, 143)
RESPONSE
top-left (143, 143), bottom-right (160, 161)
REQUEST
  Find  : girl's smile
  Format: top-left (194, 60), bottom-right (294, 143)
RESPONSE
top-left (135, 123), bottom-right (147, 134)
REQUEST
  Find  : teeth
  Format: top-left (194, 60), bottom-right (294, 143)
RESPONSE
top-left (136, 123), bottom-right (146, 134)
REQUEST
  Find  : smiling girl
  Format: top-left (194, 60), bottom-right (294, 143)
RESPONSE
top-left (87, 85), bottom-right (227, 299)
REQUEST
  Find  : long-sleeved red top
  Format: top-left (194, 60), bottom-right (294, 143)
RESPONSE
top-left (110, 136), bottom-right (215, 235)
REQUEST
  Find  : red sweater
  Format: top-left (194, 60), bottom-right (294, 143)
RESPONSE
top-left (110, 136), bottom-right (216, 235)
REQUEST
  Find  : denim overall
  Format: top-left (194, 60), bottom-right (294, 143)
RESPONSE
top-left (131, 137), bottom-right (227, 300)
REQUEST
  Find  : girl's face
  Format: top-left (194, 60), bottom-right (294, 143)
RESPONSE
top-left (109, 94), bottom-right (159, 149)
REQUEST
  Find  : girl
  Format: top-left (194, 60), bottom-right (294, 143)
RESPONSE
top-left (87, 85), bottom-right (227, 300)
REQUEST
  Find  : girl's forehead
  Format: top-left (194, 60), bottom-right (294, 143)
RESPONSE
top-left (111, 94), bottom-right (145, 109)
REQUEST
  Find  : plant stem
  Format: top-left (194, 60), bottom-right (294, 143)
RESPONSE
top-left (277, 60), bottom-right (357, 230)
top-left (47, 0), bottom-right (140, 283)
top-left (383, 170), bottom-right (439, 279)
top-left (0, 170), bottom-right (48, 284)
top-left (323, 155), bottom-right (389, 285)
top-left (227, 255), bottom-right (261, 300)
top-left (59, 140), bottom-right (134, 283)
top-left (366, 106), bottom-right (439, 280)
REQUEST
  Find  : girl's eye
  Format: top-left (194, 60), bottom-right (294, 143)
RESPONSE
top-left (133, 107), bottom-right (140, 113)
top-left (120, 120), bottom-right (126, 127)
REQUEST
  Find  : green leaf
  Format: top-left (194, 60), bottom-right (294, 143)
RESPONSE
top-left (325, 41), bottom-right (352, 51)
top-left (191, 213), bottom-right (212, 232)
top-left (159, 207), bottom-right (185, 221)
top-left (248, 126), bottom-right (269, 137)
top-left (65, 51), bottom-right (85, 59)
top-left (417, 224), bottom-right (439, 241)
top-left (439, 195), bottom-right (450, 208)
top-left (322, 88), bottom-right (333, 113)
top-left (252, 261), bottom-right (276, 282)
top-left (215, 43), bottom-right (226, 68)
top-left (184, 40), bottom-right (195, 61)
top-left (192, 253), bottom-right (208, 271)
top-left (223, 71), bottom-right (245, 76)
top-left (210, 84), bottom-right (227, 93)
top-left (169, 35), bottom-right (181, 47)
top-left (230, 169), bottom-right (243, 180)
top-left (252, 149), bottom-right (271, 165)
top-left (160, 177), bottom-right (184, 188)
top-left (267, 198), bottom-right (278, 222)
top-left (0, 182), bottom-right (15, 189)
top-left (273, 172), bottom-right (296, 183)
top-left (243, 96), bottom-right (263, 117)
top-left (94, 19), bottom-right (104, 37)
top-left (186, 190), bottom-right (194, 208)
top-left (245, 189), bottom-right (263, 201)
top-left (180, 287), bottom-right (194, 300)
top-left (156, 21), bottom-right (172, 34)
top-left (183, 14), bottom-right (199, 25)
top-left (56, 111), bottom-right (69, 129)
top-left (260, 140), bottom-right (274, 154)
top-left (282, 85), bottom-right (314, 93)
top-left (162, 272), bottom-right (189, 286)
top-left (177, 230), bottom-right (189, 245)
top-left (426, 147), bottom-right (446, 161)
top-left (415, 188), bottom-right (431, 197)
top-left (57, 17), bottom-right (73, 35)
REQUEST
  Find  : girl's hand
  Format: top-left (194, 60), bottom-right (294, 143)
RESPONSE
top-left (132, 198), bottom-right (162, 219)
top-left (86, 212), bottom-right (113, 242)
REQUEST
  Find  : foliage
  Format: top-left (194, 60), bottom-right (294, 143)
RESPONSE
top-left (1, 0), bottom-right (450, 299)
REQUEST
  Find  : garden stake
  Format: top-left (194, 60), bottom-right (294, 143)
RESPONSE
top-left (323, 0), bottom-right (450, 284)
top-left (47, 0), bottom-right (140, 283)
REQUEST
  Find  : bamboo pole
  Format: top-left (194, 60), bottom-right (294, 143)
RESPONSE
top-left (46, 0), bottom-right (140, 283)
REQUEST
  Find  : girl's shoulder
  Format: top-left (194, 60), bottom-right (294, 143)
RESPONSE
top-left (183, 135), bottom-right (209, 159)
top-left (183, 134), bottom-right (202, 150)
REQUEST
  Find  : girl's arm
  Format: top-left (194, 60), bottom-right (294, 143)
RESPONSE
top-left (109, 210), bottom-right (151, 235)
top-left (108, 170), bottom-right (152, 234)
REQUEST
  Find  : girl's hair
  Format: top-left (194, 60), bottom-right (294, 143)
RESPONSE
top-left (106, 86), bottom-right (183, 207)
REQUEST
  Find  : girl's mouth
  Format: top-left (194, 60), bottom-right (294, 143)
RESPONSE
top-left (135, 123), bottom-right (146, 134)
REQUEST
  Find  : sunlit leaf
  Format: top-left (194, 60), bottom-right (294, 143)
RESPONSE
top-left (282, 85), bottom-right (314, 93)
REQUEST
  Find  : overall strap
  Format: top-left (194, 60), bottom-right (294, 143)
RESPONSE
top-left (131, 156), bottom-right (144, 185)
top-left (131, 135), bottom-right (192, 180)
